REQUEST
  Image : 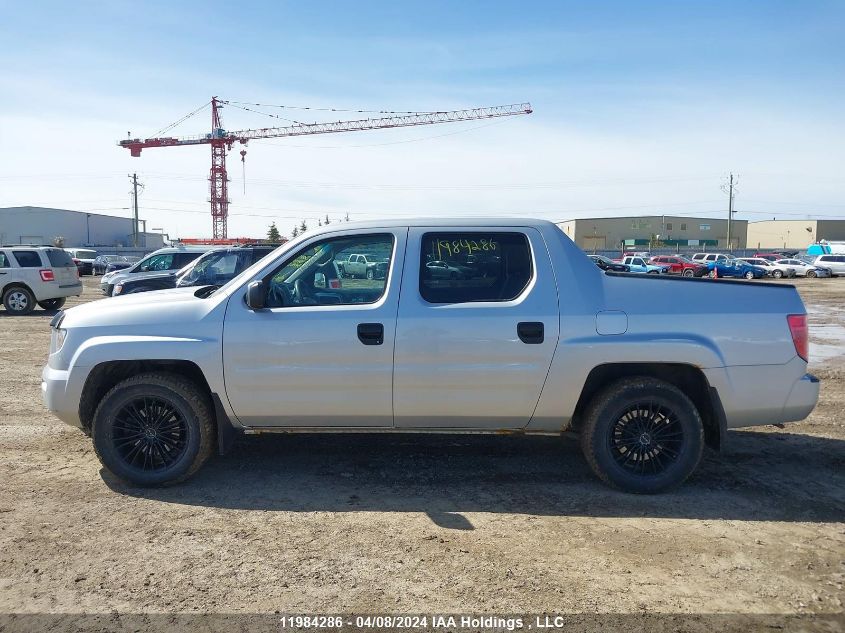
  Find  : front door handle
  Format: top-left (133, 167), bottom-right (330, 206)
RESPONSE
top-left (357, 322), bottom-right (384, 345)
top-left (517, 321), bottom-right (544, 344)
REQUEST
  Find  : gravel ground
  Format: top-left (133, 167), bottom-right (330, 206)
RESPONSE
top-left (0, 276), bottom-right (843, 629)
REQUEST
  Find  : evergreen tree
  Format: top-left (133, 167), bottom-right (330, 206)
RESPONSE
top-left (267, 222), bottom-right (282, 244)
top-left (299, 220), bottom-right (308, 233)
top-left (291, 226), bottom-right (299, 239)
top-left (324, 214), bottom-right (331, 225)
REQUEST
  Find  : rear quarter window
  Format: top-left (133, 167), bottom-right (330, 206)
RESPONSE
top-left (0, 253), bottom-right (8, 268)
top-left (46, 249), bottom-right (75, 267)
top-left (419, 232), bottom-right (532, 304)
top-left (12, 250), bottom-right (43, 268)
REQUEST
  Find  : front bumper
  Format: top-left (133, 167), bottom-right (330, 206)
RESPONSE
top-left (41, 364), bottom-right (82, 428)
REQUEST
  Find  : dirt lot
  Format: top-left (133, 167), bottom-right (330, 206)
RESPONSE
top-left (0, 277), bottom-right (843, 627)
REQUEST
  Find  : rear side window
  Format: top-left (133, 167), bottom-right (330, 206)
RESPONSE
top-left (12, 250), bottom-right (42, 268)
top-left (46, 249), bottom-right (75, 267)
top-left (0, 253), bottom-right (7, 268)
top-left (175, 252), bottom-right (203, 268)
top-left (419, 232), bottom-right (532, 304)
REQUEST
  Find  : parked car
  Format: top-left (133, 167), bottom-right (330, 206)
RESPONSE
top-left (112, 246), bottom-right (275, 296)
top-left (774, 258), bottom-right (831, 278)
top-left (737, 257), bottom-right (796, 279)
top-left (620, 256), bottom-right (668, 274)
top-left (424, 260), bottom-right (474, 280)
top-left (64, 248), bottom-right (97, 276)
top-left (42, 219), bottom-right (820, 493)
top-left (806, 254), bottom-right (845, 277)
top-left (754, 248), bottom-right (800, 259)
top-left (691, 253), bottom-right (734, 265)
top-left (100, 246), bottom-right (213, 296)
top-left (337, 253), bottom-right (389, 280)
top-left (1, 246), bottom-right (82, 314)
top-left (588, 254), bottom-right (629, 272)
top-left (94, 254), bottom-right (135, 275)
top-left (649, 256), bottom-right (708, 277)
top-left (708, 259), bottom-right (767, 279)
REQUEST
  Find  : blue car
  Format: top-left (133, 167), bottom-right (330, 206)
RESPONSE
top-left (707, 259), bottom-right (767, 279)
top-left (621, 256), bottom-right (669, 274)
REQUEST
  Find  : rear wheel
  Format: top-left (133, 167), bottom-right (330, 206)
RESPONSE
top-left (37, 297), bottom-right (66, 310)
top-left (647, 270), bottom-right (658, 274)
top-left (92, 373), bottom-right (215, 487)
top-left (682, 269), bottom-right (694, 277)
top-left (745, 271), bottom-right (755, 280)
top-left (772, 270), bottom-right (783, 279)
top-left (3, 286), bottom-right (36, 315)
top-left (366, 269), bottom-right (374, 280)
top-left (579, 377), bottom-right (704, 493)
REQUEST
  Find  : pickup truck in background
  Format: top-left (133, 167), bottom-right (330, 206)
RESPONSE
top-left (42, 219), bottom-right (819, 493)
top-left (337, 253), bottom-right (388, 280)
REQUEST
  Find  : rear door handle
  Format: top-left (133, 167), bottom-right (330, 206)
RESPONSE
top-left (517, 321), bottom-right (544, 344)
top-left (357, 322), bottom-right (384, 345)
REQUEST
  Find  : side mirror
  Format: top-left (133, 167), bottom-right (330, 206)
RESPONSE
top-left (246, 280), bottom-right (266, 310)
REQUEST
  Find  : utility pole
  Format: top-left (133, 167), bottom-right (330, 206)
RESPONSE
top-left (722, 173), bottom-right (738, 251)
top-left (129, 173), bottom-right (141, 247)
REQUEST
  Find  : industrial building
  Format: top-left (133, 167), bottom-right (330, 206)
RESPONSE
top-left (0, 206), bottom-right (163, 248)
top-left (556, 215), bottom-right (748, 251)
top-left (746, 219), bottom-right (845, 250)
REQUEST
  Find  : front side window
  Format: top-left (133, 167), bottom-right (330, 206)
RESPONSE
top-left (13, 250), bottom-right (42, 268)
top-left (419, 232), bottom-right (532, 304)
top-left (139, 254), bottom-right (175, 272)
top-left (265, 233), bottom-right (393, 307)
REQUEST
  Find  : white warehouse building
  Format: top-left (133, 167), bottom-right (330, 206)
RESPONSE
top-left (0, 206), bottom-right (161, 248)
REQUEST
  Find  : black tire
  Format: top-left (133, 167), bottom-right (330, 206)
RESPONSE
top-left (92, 373), bottom-right (215, 486)
top-left (366, 269), bottom-right (374, 280)
top-left (579, 377), bottom-right (704, 494)
top-left (38, 297), bottom-right (66, 310)
top-left (745, 271), bottom-right (755, 280)
top-left (807, 270), bottom-right (816, 278)
top-left (682, 269), bottom-right (694, 277)
top-left (3, 286), bottom-right (36, 315)
top-left (708, 270), bottom-right (717, 278)
top-left (772, 270), bottom-right (783, 279)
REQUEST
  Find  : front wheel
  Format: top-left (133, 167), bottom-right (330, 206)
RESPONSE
top-left (772, 270), bottom-right (783, 279)
top-left (807, 270), bottom-right (816, 278)
top-left (708, 270), bottom-right (717, 278)
top-left (366, 269), bottom-right (374, 280)
top-left (647, 270), bottom-right (658, 274)
top-left (92, 373), bottom-right (215, 486)
top-left (745, 271), bottom-right (755, 280)
top-left (38, 297), bottom-right (66, 310)
top-left (682, 269), bottom-right (694, 277)
top-left (579, 377), bottom-right (704, 493)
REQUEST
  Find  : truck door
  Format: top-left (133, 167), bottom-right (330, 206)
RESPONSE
top-left (393, 227), bottom-right (559, 429)
top-left (222, 228), bottom-right (406, 427)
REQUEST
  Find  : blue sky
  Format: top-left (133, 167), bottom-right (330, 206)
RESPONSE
top-left (1, 0), bottom-right (843, 238)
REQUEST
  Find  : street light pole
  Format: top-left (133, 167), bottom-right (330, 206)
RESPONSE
top-left (85, 214), bottom-right (91, 245)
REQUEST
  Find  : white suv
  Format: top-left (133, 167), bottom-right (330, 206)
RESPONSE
top-left (0, 246), bottom-right (82, 314)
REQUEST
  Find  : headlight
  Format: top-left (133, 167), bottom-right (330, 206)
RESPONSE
top-left (51, 328), bottom-right (67, 354)
top-left (113, 284), bottom-right (123, 295)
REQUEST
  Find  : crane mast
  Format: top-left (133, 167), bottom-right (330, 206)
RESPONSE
top-left (120, 97), bottom-right (532, 238)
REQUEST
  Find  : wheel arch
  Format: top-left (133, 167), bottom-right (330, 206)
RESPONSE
top-left (1, 281), bottom-right (33, 298)
top-left (79, 359), bottom-right (212, 434)
top-left (570, 362), bottom-right (726, 451)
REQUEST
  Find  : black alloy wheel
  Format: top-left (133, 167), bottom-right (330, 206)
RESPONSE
top-left (111, 396), bottom-right (189, 472)
top-left (608, 402), bottom-right (685, 476)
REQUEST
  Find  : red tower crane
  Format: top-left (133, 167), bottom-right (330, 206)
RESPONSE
top-left (119, 97), bottom-right (532, 238)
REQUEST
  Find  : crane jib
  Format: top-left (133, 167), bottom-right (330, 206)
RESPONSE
top-left (117, 98), bottom-right (532, 237)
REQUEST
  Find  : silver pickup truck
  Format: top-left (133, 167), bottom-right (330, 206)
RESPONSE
top-left (42, 219), bottom-right (819, 493)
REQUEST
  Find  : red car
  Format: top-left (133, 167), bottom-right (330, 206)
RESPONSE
top-left (649, 255), bottom-right (709, 277)
top-left (754, 252), bottom-right (783, 262)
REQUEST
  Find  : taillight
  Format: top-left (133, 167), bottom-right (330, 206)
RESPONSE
top-left (787, 314), bottom-right (808, 362)
top-left (39, 269), bottom-right (55, 282)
